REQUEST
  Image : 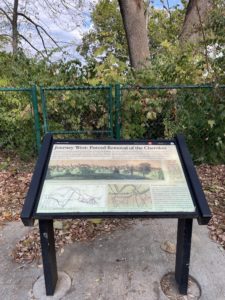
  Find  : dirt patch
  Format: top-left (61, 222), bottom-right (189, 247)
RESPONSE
top-left (161, 272), bottom-right (201, 300)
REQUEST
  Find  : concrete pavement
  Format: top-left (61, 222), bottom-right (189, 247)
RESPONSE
top-left (0, 219), bottom-right (225, 300)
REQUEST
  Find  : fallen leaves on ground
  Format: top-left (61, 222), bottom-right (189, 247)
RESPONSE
top-left (0, 149), bottom-right (224, 264)
top-left (12, 218), bottom-right (131, 264)
top-left (160, 240), bottom-right (176, 254)
top-left (0, 172), bottom-right (32, 223)
top-left (197, 164), bottom-right (225, 250)
top-left (0, 149), bottom-right (34, 223)
top-left (161, 273), bottom-right (201, 299)
top-left (0, 149), bottom-right (34, 173)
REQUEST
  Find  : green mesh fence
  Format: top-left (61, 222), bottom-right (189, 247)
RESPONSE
top-left (40, 85), bottom-right (114, 140)
top-left (0, 86), bottom-right (41, 157)
top-left (0, 84), bottom-right (224, 163)
top-left (118, 84), bottom-right (225, 163)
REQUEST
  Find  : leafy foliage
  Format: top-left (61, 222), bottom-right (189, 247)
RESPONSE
top-left (164, 88), bottom-right (225, 163)
top-left (0, 1), bottom-right (225, 163)
top-left (148, 4), bottom-right (184, 50)
top-left (117, 85), bottom-right (225, 164)
top-left (204, 0), bottom-right (225, 82)
top-left (0, 51), bottom-right (85, 158)
top-left (0, 90), bottom-right (35, 160)
top-left (44, 88), bottom-right (112, 138)
top-left (77, 0), bottom-right (129, 84)
top-left (78, 0), bottom-right (127, 62)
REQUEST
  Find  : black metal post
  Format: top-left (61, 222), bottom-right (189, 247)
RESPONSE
top-left (175, 218), bottom-right (193, 295)
top-left (39, 219), bottom-right (58, 295)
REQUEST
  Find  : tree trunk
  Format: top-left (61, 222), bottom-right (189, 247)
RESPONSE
top-left (118, 0), bottom-right (150, 69)
top-left (179, 0), bottom-right (212, 43)
top-left (12, 0), bottom-right (19, 54)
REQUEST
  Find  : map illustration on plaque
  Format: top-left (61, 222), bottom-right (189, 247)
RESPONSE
top-left (108, 184), bottom-right (152, 210)
top-left (37, 183), bottom-right (107, 211)
top-left (47, 186), bottom-right (99, 207)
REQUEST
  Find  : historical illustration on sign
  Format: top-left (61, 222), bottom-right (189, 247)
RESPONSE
top-left (108, 184), bottom-right (152, 210)
top-left (36, 143), bottom-right (196, 214)
top-left (46, 186), bottom-right (103, 208)
top-left (46, 160), bottom-right (164, 181)
top-left (38, 183), bottom-right (107, 211)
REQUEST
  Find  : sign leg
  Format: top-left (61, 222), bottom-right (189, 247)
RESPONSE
top-left (175, 218), bottom-right (193, 295)
top-left (39, 219), bottom-right (58, 295)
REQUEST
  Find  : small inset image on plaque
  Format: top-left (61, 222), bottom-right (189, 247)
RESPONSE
top-left (107, 184), bottom-right (152, 211)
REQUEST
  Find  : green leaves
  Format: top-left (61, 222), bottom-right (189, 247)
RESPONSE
top-left (45, 88), bottom-right (110, 138)
top-left (78, 0), bottom-right (128, 78)
top-left (164, 89), bottom-right (225, 163)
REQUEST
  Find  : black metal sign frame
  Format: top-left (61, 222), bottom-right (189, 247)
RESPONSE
top-left (21, 134), bottom-right (211, 296)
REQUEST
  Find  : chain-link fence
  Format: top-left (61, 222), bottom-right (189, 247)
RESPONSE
top-left (1, 84), bottom-right (224, 163)
top-left (40, 85), bottom-right (114, 140)
top-left (0, 86), bottom-right (41, 158)
top-left (118, 84), bottom-right (225, 162)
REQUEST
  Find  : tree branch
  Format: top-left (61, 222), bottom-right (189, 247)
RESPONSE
top-left (17, 12), bottom-right (61, 49)
top-left (18, 33), bottom-right (45, 58)
top-left (43, 0), bottom-right (60, 15)
top-left (0, 7), bottom-right (12, 23)
top-left (2, 0), bottom-right (13, 13)
top-left (166, 0), bottom-right (172, 20)
top-left (195, 2), bottom-right (210, 72)
top-left (160, 0), bottom-right (172, 22)
top-left (36, 26), bottom-right (48, 54)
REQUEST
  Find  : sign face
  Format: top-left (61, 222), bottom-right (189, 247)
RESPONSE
top-left (36, 142), bottom-right (196, 214)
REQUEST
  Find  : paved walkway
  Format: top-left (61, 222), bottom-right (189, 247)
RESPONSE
top-left (0, 219), bottom-right (225, 300)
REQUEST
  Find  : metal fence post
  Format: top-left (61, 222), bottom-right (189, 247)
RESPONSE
top-left (109, 85), bottom-right (113, 138)
top-left (31, 85), bottom-right (41, 153)
top-left (40, 86), bottom-right (49, 134)
top-left (115, 84), bottom-right (121, 140)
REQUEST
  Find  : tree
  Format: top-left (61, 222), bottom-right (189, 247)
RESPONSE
top-left (78, 0), bottom-right (127, 63)
top-left (179, 0), bottom-right (212, 43)
top-left (148, 4), bottom-right (184, 51)
top-left (118, 0), bottom-right (150, 69)
top-left (80, 0), bottom-right (150, 70)
top-left (0, 0), bottom-right (60, 56)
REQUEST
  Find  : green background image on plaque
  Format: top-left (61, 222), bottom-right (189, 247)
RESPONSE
top-left (46, 160), bottom-right (165, 181)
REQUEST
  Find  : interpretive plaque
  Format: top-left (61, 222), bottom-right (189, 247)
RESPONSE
top-left (36, 142), bottom-right (195, 214)
top-left (21, 134), bottom-right (211, 297)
